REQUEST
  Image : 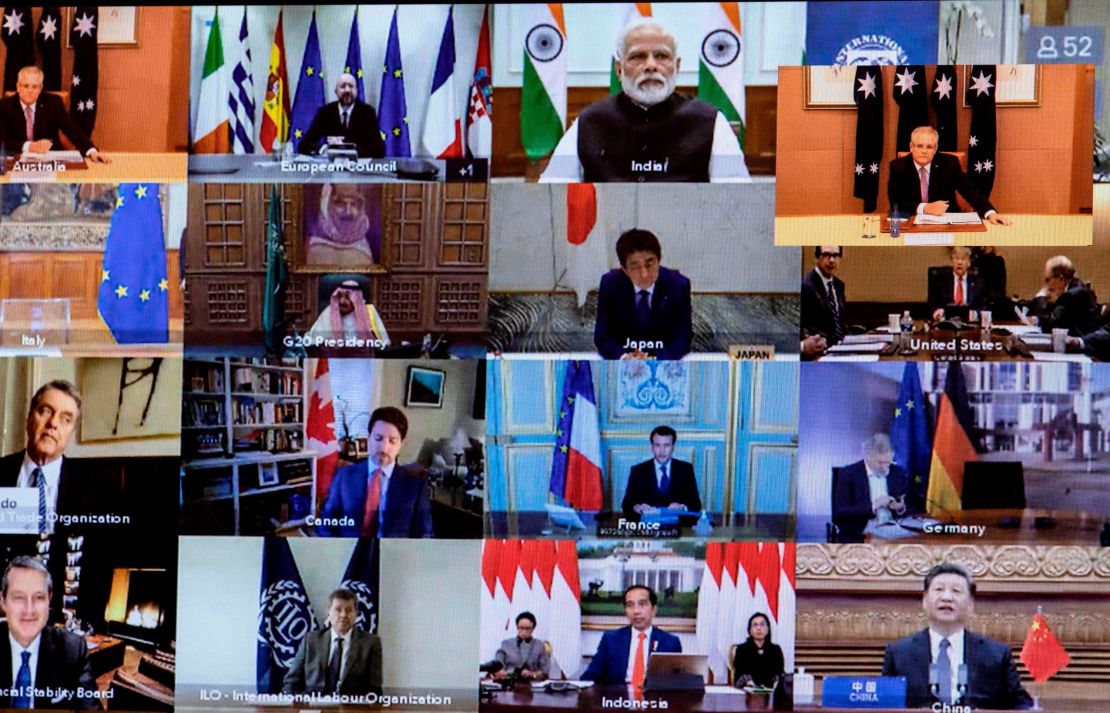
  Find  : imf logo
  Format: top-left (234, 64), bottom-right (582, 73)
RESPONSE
top-left (835, 34), bottom-right (908, 65)
top-left (258, 580), bottom-right (315, 667)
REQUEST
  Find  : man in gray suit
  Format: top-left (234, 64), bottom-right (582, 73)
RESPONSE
top-left (283, 588), bottom-right (383, 696)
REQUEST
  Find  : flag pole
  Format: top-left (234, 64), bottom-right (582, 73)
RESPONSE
top-left (1032, 604), bottom-right (1043, 711)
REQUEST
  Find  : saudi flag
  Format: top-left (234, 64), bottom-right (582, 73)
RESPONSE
top-left (610, 3), bottom-right (652, 95)
top-left (193, 9), bottom-right (230, 153)
top-left (698, 2), bottom-right (745, 148)
top-left (521, 3), bottom-right (566, 160)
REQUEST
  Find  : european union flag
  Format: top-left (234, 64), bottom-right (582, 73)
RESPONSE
top-left (97, 184), bottom-right (169, 344)
top-left (289, 10), bottom-right (325, 153)
top-left (378, 7), bottom-right (411, 157)
top-left (340, 539), bottom-right (379, 633)
top-left (344, 8), bottom-right (365, 102)
top-left (890, 362), bottom-right (931, 513)
top-left (257, 538), bottom-right (317, 693)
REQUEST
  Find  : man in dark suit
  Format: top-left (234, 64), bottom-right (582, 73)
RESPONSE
top-left (832, 434), bottom-right (917, 543)
top-left (298, 73), bottom-right (385, 158)
top-left (883, 564), bottom-right (1033, 709)
top-left (283, 588), bottom-right (382, 696)
top-left (887, 126), bottom-right (1009, 224)
top-left (1018, 256), bottom-right (1102, 336)
top-left (594, 229), bottom-right (692, 360)
top-left (581, 585), bottom-right (681, 685)
top-left (621, 426), bottom-right (701, 520)
top-left (800, 246), bottom-right (846, 354)
top-left (1068, 327), bottom-right (1110, 360)
top-left (318, 407), bottom-right (433, 538)
top-left (928, 246), bottom-right (985, 321)
top-left (0, 66), bottom-right (106, 161)
top-left (0, 556), bottom-right (97, 708)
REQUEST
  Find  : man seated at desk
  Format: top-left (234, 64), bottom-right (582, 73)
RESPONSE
top-left (305, 280), bottom-right (391, 348)
top-left (1017, 255), bottom-right (1102, 336)
top-left (832, 434), bottom-right (919, 543)
top-left (621, 426), bottom-right (701, 520)
top-left (882, 563), bottom-right (1032, 710)
top-left (887, 126), bottom-right (1008, 225)
top-left (298, 73), bottom-right (385, 158)
top-left (1068, 326), bottom-right (1110, 360)
top-left (282, 588), bottom-right (382, 697)
top-left (0, 66), bottom-right (108, 163)
top-left (594, 229), bottom-right (692, 360)
top-left (581, 585), bottom-right (681, 686)
top-left (928, 247), bottom-right (985, 322)
top-left (540, 19), bottom-right (749, 183)
top-left (800, 246), bottom-right (846, 352)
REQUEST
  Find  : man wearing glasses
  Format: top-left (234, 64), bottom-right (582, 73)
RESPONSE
top-left (887, 126), bottom-right (1011, 225)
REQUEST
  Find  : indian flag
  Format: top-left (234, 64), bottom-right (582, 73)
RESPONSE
top-left (193, 9), bottom-right (230, 153)
top-left (521, 3), bottom-right (566, 160)
top-left (610, 3), bottom-right (652, 95)
top-left (698, 2), bottom-right (746, 148)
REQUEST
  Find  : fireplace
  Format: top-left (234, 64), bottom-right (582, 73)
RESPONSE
top-left (104, 569), bottom-right (170, 647)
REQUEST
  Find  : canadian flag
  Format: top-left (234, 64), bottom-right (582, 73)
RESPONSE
top-left (306, 358), bottom-right (339, 500)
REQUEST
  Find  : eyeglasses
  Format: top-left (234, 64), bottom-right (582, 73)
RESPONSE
top-left (910, 144), bottom-right (937, 150)
top-left (819, 252), bottom-right (842, 258)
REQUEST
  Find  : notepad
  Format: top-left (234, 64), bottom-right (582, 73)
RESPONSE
top-left (914, 211), bottom-right (982, 225)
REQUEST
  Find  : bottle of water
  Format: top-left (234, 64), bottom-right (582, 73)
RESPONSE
top-left (900, 310), bottom-right (913, 351)
top-left (890, 203), bottom-right (901, 238)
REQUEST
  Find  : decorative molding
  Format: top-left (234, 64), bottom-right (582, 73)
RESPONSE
top-left (0, 224), bottom-right (108, 249)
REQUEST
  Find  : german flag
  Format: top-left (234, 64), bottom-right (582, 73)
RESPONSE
top-left (926, 364), bottom-right (978, 515)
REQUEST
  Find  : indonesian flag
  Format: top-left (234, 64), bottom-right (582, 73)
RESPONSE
top-left (926, 364), bottom-right (977, 516)
top-left (1020, 611), bottom-right (1071, 683)
top-left (698, 2), bottom-right (746, 147)
top-left (258, 9), bottom-right (291, 153)
top-left (193, 9), bottom-right (231, 153)
top-left (549, 361), bottom-right (603, 510)
top-left (521, 3), bottom-right (566, 160)
top-left (306, 358), bottom-right (339, 501)
top-left (421, 6), bottom-right (463, 158)
top-left (550, 540), bottom-right (582, 677)
top-left (610, 3), bottom-right (652, 94)
top-left (466, 4), bottom-right (492, 159)
top-left (565, 183), bottom-right (607, 308)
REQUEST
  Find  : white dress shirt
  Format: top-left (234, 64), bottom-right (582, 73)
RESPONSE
top-left (20, 101), bottom-right (95, 157)
top-left (624, 626), bottom-right (653, 684)
top-left (369, 460), bottom-right (396, 537)
top-left (18, 454), bottom-right (63, 534)
top-left (914, 161), bottom-right (995, 218)
top-left (9, 632), bottom-right (42, 702)
top-left (929, 627), bottom-right (965, 704)
top-left (654, 459), bottom-right (671, 490)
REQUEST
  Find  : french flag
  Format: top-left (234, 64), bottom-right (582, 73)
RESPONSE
top-left (421, 7), bottom-right (463, 159)
top-left (549, 361), bottom-right (603, 510)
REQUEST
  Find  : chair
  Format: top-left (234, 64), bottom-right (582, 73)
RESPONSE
top-left (895, 150), bottom-right (967, 172)
top-left (727, 643), bottom-right (739, 686)
top-left (961, 461), bottom-right (1026, 510)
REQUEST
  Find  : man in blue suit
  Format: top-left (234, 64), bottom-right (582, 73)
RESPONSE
top-left (832, 434), bottom-right (918, 543)
top-left (581, 585), bottom-right (681, 686)
top-left (621, 426), bottom-right (702, 520)
top-left (883, 564), bottom-right (1032, 710)
top-left (594, 229), bottom-right (692, 360)
top-left (318, 407), bottom-right (433, 538)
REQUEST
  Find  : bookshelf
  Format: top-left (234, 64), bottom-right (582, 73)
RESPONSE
top-left (181, 358), bottom-right (316, 535)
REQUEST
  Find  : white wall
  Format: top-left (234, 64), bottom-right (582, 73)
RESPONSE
top-left (490, 183), bottom-right (798, 293)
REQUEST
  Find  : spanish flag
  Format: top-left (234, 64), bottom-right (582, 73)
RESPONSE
top-left (926, 364), bottom-right (978, 515)
top-left (258, 9), bottom-right (291, 153)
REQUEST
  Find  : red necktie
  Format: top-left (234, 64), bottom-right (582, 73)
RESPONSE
top-left (361, 468), bottom-right (382, 535)
top-left (24, 105), bottom-right (33, 142)
top-left (955, 278), bottom-right (965, 305)
top-left (631, 632), bottom-right (646, 688)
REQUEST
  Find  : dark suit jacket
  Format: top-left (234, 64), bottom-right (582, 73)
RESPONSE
top-left (800, 268), bottom-right (846, 345)
top-left (594, 266), bottom-right (692, 360)
top-left (281, 628), bottom-right (383, 696)
top-left (0, 623), bottom-right (97, 709)
top-left (882, 629), bottom-right (1033, 710)
top-left (927, 270), bottom-right (985, 314)
top-left (319, 461), bottom-right (433, 538)
top-left (298, 101), bottom-right (385, 158)
top-left (581, 626), bottom-right (682, 685)
top-left (1032, 279), bottom-right (1102, 336)
top-left (621, 459), bottom-right (701, 520)
top-left (831, 460), bottom-right (913, 543)
top-left (0, 451), bottom-right (109, 519)
top-left (1081, 327), bottom-right (1110, 360)
top-left (888, 153), bottom-right (995, 218)
top-left (0, 93), bottom-right (95, 155)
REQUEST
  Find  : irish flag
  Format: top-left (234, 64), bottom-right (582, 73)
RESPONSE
top-left (698, 2), bottom-right (746, 147)
top-left (193, 9), bottom-right (230, 153)
top-left (926, 364), bottom-right (977, 515)
top-left (521, 3), bottom-right (566, 160)
top-left (610, 3), bottom-right (652, 94)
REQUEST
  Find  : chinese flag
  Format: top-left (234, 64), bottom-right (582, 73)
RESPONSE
top-left (1020, 611), bottom-right (1071, 683)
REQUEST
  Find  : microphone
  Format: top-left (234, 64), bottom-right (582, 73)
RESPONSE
top-left (928, 663), bottom-right (939, 700)
top-left (956, 664), bottom-right (968, 703)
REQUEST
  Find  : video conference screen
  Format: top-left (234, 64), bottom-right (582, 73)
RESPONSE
top-left (0, 3), bottom-right (1105, 712)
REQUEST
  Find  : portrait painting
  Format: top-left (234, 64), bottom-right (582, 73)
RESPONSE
top-left (297, 184), bottom-right (385, 273)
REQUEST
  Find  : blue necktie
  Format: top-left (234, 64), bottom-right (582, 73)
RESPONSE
top-left (14, 650), bottom-right (31, 708)
top-left (659, 463), bottom-right (670, 496)
top-left (636, 290), bottom-right (651, 330)
top-left (32, 467), bottom-right (46, 535)
top-left (936, 637), bottom-right (953, 704)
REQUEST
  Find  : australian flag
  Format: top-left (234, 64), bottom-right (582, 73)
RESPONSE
top-left (967, 64), bottom-right (997, 198)
top-left (1, 6), bottom-right (32, 92)
top-left (70, 7), bottom-right (98, 135)
top-left (931, 65), bottom-right (957, 151)
top-left (257, 538), bottom-right (317, 694)
top-left (340, 539), bottom-right (380, 634)
top-left (37, 7), bottom-right (62, 90)
top-left (344, 8), bottom-right (365, 102)
top-left (893, 65), bottom-right (927, 151)
top-left (853, 65), bottom-right (883, 213)
top-left (378, 7), bottom-right (411, 157)
top-left (97, 184), bottom-right (169, 344)
top-left (890, 363), bottom-right (931, 514)
top-left (289, 10), bottom-right (325, 154)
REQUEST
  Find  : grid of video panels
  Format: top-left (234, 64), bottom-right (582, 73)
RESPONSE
top-left (0, 4), bottom-right (1105, 713)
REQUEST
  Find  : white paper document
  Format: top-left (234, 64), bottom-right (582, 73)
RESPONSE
top-left (827, 341), bottom-right (886, 352)
top-left (20, 150), bottom-right (84, 162)
top-left (915, 212), bottom-right (982, 225)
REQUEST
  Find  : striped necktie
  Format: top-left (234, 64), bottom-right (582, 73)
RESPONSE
top-left (32, 467), bottom-right (46, 535)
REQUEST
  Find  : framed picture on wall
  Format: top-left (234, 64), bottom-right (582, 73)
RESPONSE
top-left (78, 357), bottom-right (182, 442)
top-left (291, 184), bottom-right (387, 274)
top-left (405, 367), bottom-right (445, 408)
top-left (804, 66), bottom-right (858, 108)
top-left (961, 64), bottom-right (1041, 106)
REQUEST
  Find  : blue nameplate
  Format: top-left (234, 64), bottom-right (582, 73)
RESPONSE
top-left (822, 676), bottom-right (906, 708)
top-left (641, 511), bottom-right (682, 526)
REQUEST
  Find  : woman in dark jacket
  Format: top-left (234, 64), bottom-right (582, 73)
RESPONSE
top-left (733, 612), bottom-right (785, 688)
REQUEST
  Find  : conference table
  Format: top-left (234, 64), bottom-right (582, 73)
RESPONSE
top-left (774, 214), bottom-right (1092, 246)
top-left (819, 322), bottom-right (1097, 362)
top-left (0, 152), bottom-right (186, 183)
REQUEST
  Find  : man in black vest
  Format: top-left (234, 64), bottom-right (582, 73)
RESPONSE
top-left (540, 19), bottom-right (748, 183)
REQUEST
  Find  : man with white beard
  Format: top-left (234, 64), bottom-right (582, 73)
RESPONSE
top-left (540, 19), bottom-right (750, 183)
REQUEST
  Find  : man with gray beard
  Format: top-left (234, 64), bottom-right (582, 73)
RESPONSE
top-left (540, 19), bottom-right (749, 183)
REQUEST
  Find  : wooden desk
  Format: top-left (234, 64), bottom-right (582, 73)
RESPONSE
top-left (484, 683), bottom-right (767, 711)
top-left (880, 215), bottom-right (987, 233)
top-left (800, 509), bottom-right (1105, 545)
top-left (774, 215), bottom-right (1092, 246)
top-left (0, 152), bottom-right (186, 183)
